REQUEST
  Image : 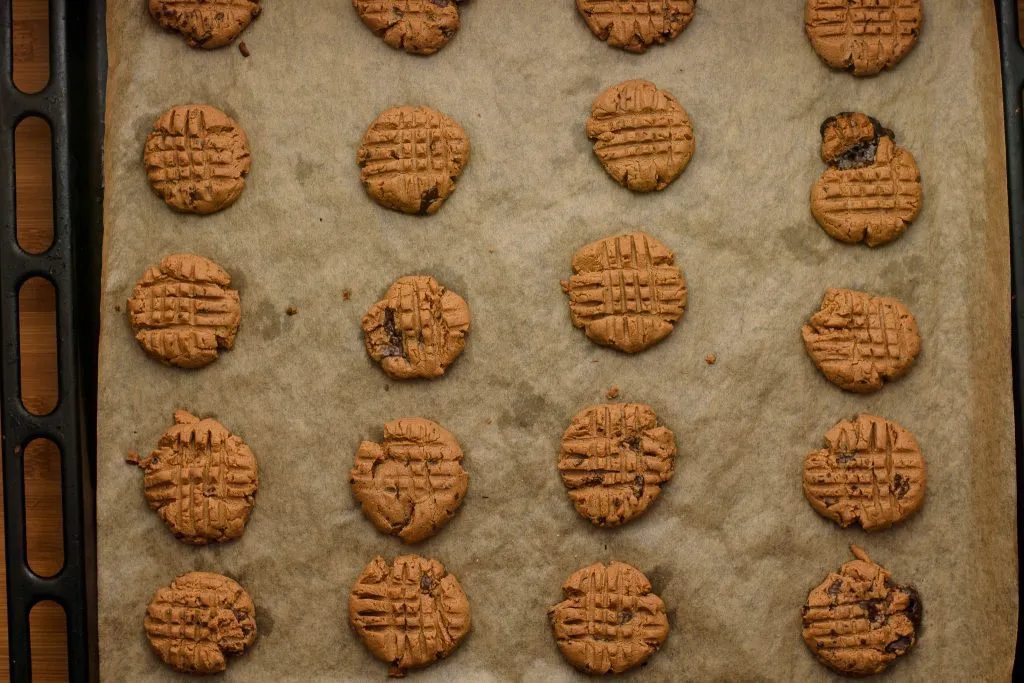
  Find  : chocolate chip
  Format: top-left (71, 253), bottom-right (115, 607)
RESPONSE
top-left (381, 308), bottom-right (406, 358)
top-left (632, 474), bottom-right (645, 500)
top-left (619, 610), bottom-right (634, 624)
top-left (419, 574), bottom-right (436, 593)
top-left (418, 186), bottom-right (440, 215)
top-left (827, 579), bottom-right (843, 597)
top-left (884, 636), bottom-right (913, 654)
top-left (893, 473), bottom-right (911, 499)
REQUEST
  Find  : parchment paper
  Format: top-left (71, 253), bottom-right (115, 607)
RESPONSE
top-left (97, 2), bottom-right (1017, 680)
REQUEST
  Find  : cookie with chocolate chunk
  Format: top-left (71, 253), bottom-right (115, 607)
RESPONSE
top-left (803, 414), bottom-right (926, 530)
top-left (145, 572), bottom-right (257, 674)
top-left (351, 417), bottom-right (468, 542)
top-left (349, 555), bottom-right (471, 676)
top-left (802, 545), bottom-right (921, 676)
top-left (353, 0), bottom-right (467, 55)
top-left (811, 113), bottom-right (922, 247)
top-left (549, 561), bottom-right (669, 674)
top-left (361, 275), bottom-right (470, 379)
top-left (149, 0), bottom-right (261, 49)
top-left (357, 105), bottom-right (470, 215)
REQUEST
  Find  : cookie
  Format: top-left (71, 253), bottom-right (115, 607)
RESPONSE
top-left (576, 0), bottom-right (695, 53)
top-left (549, 561), bottom-right (669, 674)
top-left (145, 572), bottom-right (257, 674)
top-left (349, 555), bottom-right (471, 676)
top-left (586, 80), bottom-right (694, 192)
top-left (361, 275), bottom-right (470, 379)
top-left (128, 410), bottom-right (258, 544)
top-left (803, 414), bottom-right (926, 530)
top-left (357, 105), bottom-right (470, 215)
top-left (144, 104), bottom-right (251, 215)
top-left (802, 288), bottom-right (920, 393)
top-left (559, 403), bottom-right (677, 527)
top-left (351, 418), bottom-right (468, 543)
top-left (149, 0), bottom-right (261, 49)
top-left (353, 0), bottom-right (465, 55)
top-left (802, 545), bottom-right (921, 676)
top-left (561, 231), bottom-right (687, 353)
top-left (811, 113), bottom-right (922, 247)
top-left (805, 0), bottom-right (922, 76)
top-left (127, 254), bottom-right (241, 369)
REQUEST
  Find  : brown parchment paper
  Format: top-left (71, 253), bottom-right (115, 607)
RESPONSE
top-left (97, 2), bottom-right (1017, 680)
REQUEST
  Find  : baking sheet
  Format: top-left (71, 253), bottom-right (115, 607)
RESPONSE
top-left (97, 1), bottom-right (1018, 680)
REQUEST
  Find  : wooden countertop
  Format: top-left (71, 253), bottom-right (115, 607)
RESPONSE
top-left (2, 1), bottom-right (67, 680)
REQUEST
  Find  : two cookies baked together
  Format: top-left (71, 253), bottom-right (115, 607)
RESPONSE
top-left (132, 0), bottom-right (929, 678)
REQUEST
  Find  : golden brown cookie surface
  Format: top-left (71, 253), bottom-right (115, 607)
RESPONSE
top-left (357, 105), bottom-right (470, 215)
top-left (128, 410), bottom-right (258, 544)
top-left (349, 555), bottom-right (471, 676)
top-left (805, 0), bottom-right (922, 76)
top-left (802, 288), bottom-right (920, 393)
top-left (561, 231), bottom-right (687, 353)
top-left (145, 572), bottom-right (257, 674)
top-left (802, 546), bottom-right (921, 676)
top-left (351, 418), bottom-right (468, 543)
top-left (811, 113), bottom-right (922, 247)
top-left (127, 254), bottom-right (241, 369)
top-left (144, 104), bottom-right (251, 214)
top-left (361, 275), bottom-right (470, 379)
top-left (149, 0), bottom-right (261, 49)
top-left (587, 80), bottom-right (694, 192)
top-left (353, 0), bottom-right (464, 55)
top-left (549, 561), bottom-right (669, 674)
top-left (803, 414), bottom-right (925, 530)
top-left (559, 403), bottom-right (676, 527)
top-left (576, 0), bottom-right (695, 53)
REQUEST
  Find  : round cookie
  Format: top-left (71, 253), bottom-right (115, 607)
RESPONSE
top-left (803, 414), bottom-right (926, 530)
top-left (576, 0), bottom-right (696, 54)
top-left (128, 410), bottom-right (259, 544)
top-left (811, 113), bottom-right (922, 247)
top-left (802, 545), bottom-right (921, 676)
top-left (559, 403), bottom-right (677, 527)
top-left (561, 231), bottom-right (687, 353)
top-left (145, 572), bottom-right (257, 674)
top-left (127, 254), bottom-right (242, 369)
top-left (144, 104), bottom-right (251, 214)
top-left (549, 561), bottom-right (669, 674)
top-left (805, 0), bottom-right (922, 76)
top-left (351, 417), bottom-right (468, 543)
top-left (586, 80), bottom-right (694, 192)
top-left (149, 0), bottom-right (261, 49)
top-left (352, 0), bottom-right (465, 55)
top-left (357, 105), bottom-right (470, 215)
top-left (802, 288), bottom-right (920, 393)
top-left (361, 275), bottom-right (470, 379)
top-left (349, 554), bottom-right (471, 676)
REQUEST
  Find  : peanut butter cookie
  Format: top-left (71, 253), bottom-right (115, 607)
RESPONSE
top-left (550, 561), bottom-right (669, 674)
top-left (811, 113), bottom-right (922, 247)
top-left (128, 410), bottom-right (258, 544)
top-left (353, 0), bottom-right (466, 55)
top-left (802, 288), bottom-right (920, 393)
top-left (144, 104), bottom-right (251, 214)
top-left (803, 414), bottom-right (925, 530)
top-left (805, 0), bottom-right (922, 76)
top-left (576, 1), bottom-right (695, 53)
top-left (802, 546), bottom-right (921, 676)
top-left (145, 572), bottom-right (257, 674)
top-left (149, 0), bottom-right (261, 49)
top-left (350, 555), bottom-right (471, 676)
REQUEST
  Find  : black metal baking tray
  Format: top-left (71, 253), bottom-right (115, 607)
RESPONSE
top-left (0, 0), bottom-right (105, 680)
top-left (0, 2), bottom-right (1021, 681)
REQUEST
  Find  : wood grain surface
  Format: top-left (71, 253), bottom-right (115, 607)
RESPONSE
top-left (0, 2), bottom-right (1021, 682)
top-left (2, 1), bottom-right (68, 680)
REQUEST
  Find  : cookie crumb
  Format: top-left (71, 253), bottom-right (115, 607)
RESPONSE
top-left (606, 386), bottom-right (619, 399)
top-left (114, 304), bottom-right (121, 312)
top-left (488, 248), bottom-right (495, 254)
top-left (342, 288), bottom-right (352, 301)
top-left (238, 41), bottom-right (251, 58)
top-left (383, 385), bottom-right (390, 392)
top-left (705, 354), bottom-right (717, 365)
top-left (286, 306), bottom-right (297, 316)
top-left (485, 417), bottom-right (493, 425)
top-left (590, 359), bottom-right (599, 364)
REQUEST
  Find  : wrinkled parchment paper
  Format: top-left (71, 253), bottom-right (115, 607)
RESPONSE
top-left (98, 2), bottom-right (1017, 680)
